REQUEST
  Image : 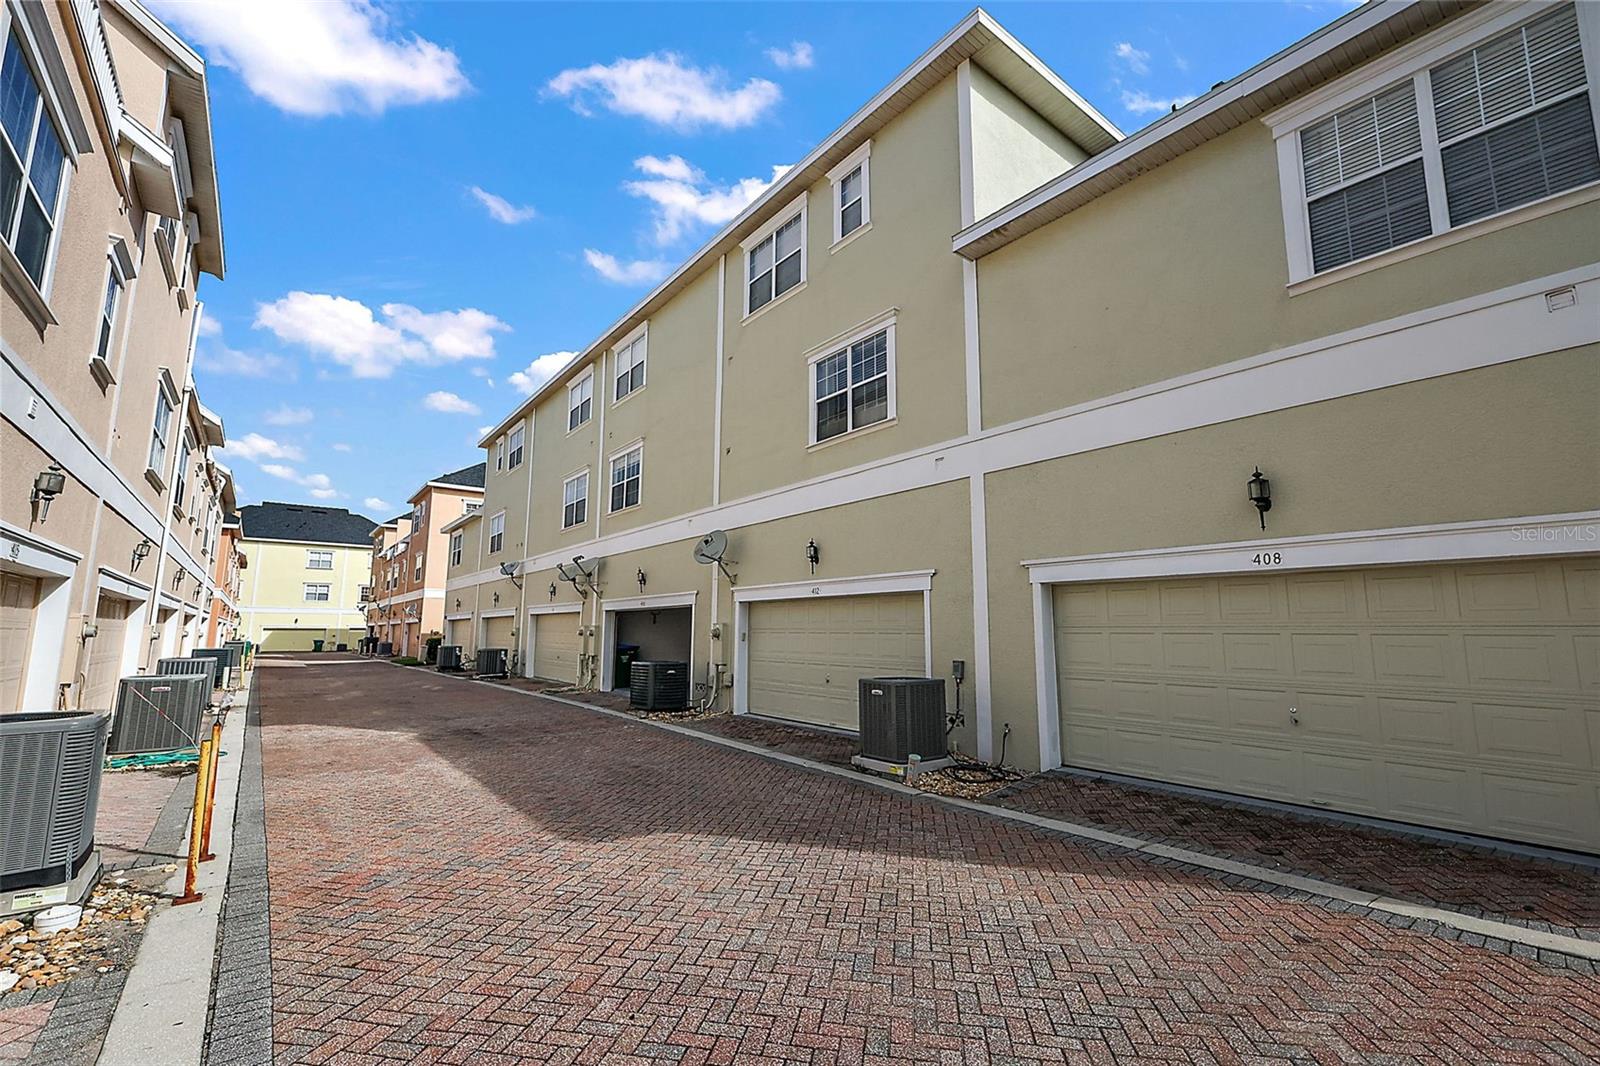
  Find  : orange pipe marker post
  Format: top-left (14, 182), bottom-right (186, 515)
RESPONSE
top-left (173, 735), bottom-right (212, 906)
top-left (200, 718), bottom-right (222, 861)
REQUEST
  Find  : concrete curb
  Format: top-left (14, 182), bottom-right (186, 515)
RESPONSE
top-left (96, 676), bottom-right (251, 1066)
top-left (414, 663), bottom-right (1600, 966)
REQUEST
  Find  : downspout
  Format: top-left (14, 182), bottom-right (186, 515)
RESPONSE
top-left (517, 413), bottom-right (534, 676)
top-left (708, 254), bottom-right (727, 708)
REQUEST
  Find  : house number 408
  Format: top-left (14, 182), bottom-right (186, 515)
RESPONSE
top-left (1251, 551), bottom-right (1283, 567)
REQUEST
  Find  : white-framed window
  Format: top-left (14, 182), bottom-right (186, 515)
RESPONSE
top-left (147, 387), bottom-right (173, 475)
top-left (488, 510), bottom-right (505, 554)
top-left (173, 439), bottom-right (190, 512)
top-left (827, 140), bottom-right (872, 244)
top-left (93, 256), bottom-right (124, 368)
top-left (494, 436), bottom-right (505, 471)
top-left (608, 444), bottom-right (642, 513)
top-left (1273, 2), bottom-right (1599, 282)
top-left (743, 193), bottom-right (807, 316)
top-left (358, 584), bottom-right (371, 603)
top-left (303, 583), bottom-right (331, 602)
top-left (0, 27), bottom-right (69, 290)
top-left (507, 423), bottom-right (524, 468)
top-left (413, 554), bottom-right (423, 580)
top-left (614, 326), bottom-right (647, 402)
top-left (808, 316), bottom-right (895, 445)
top-left (562, 470), bottom-right (588, 529)
top-left (449, 531), bottom-right (463, 566)
top-left (307, 549), bottom-right (333, 570)
top-left (568, 372), bottom-right (593, 430)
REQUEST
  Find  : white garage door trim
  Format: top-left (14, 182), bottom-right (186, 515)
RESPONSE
top-left (1024, 510), bottom-right (1600, 771)
top-left (599, 592), bottom-right (696, 690)
top-left (1, 522), bottom-right (79, 710)
top-left (732, 570), bottom-right (935, 718)
top-left (527, 603), bottom-right (582, 681)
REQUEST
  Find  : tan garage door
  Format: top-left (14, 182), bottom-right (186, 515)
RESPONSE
top-left (262, 628), bottom-right (318, 651)
top-left (1, 573), bottom-right (40, 711)
top-left (1054, 557), bottom-right (1600, 852)
top-left (532, 612), bottom-right (579, 682)
top-left (82, 593), bottom-right (132, 711)
top-left (446, 619), bottom-right (471, 655)
top-left (483, 615), bottom-right (514, 650)
top-left (747, 592), bottom-right (924, 730)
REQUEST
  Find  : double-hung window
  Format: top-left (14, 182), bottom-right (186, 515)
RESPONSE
top-left (307, 550), bottom-right (333, 570)
top-left (562, 471), bottom-right (588, 529)
top-left (488, 511), bottom-right (505, 554)
top-left (614, 328), bottom-right (646, 402)
top-left (449, 532), bottom-right (463, 566)
top-left (507, 424), bottom-right (524, 468)
top-left (303, 583), bottom-right (330, 603)
top-left (148, 388), bottom-right (173, 476)
top-left (809, 317), bottom-right (895, 445)
top-left (414, 555), bottom-right (423, 580)
top-left (827, 140), bottom-right (871, 244)
top-left (1277, 3), bottom-right (1599, 282)
top-left (1, 30), bottom-right (68, 289)
top-left (609, 445), bottom-right (642, 513)
top-left (744, 194), bottom-right (806, 315)
top-left (494, 436), bottom-right (505, 472)
top-left (94, 259), bottom-right (123, 366)
top-left (173, 440), bottom-right (190, 512)
top-left (568, 373), bottom-right (593, 430)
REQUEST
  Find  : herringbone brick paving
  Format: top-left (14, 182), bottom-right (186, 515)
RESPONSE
top-left (258, 663), bottom-right (1600, 1064)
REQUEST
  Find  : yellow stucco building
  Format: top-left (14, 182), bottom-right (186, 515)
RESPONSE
top-left (237, 503), bottom-right (375, 652)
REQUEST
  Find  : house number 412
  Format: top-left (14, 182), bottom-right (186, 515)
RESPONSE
top-left (1251, 551), bottom-right (1283, 567)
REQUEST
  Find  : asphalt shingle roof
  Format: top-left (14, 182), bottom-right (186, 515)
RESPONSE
top-left (238, 503), bottom-right (378, 546)
top-left (433, 462), bottom-right (486, 489)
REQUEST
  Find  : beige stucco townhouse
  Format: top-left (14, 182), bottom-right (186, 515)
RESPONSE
top-left (2, 0), bottom-right (232, 713)
top-left (447, 1), bottom-right (1599, 854)
top-left (365, 463), bottom-right (485, 657)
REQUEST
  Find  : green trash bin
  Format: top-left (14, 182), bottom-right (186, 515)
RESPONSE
top-left (312, 639), bottom-right (325, 652)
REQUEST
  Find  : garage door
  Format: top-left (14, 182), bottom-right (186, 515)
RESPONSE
top-left (261, 629), bottom-right (319, 651)
top-left (83, 594), bottom-right (132, 711)
top-left (1053, 557), bottom-right (1600, 851)
top-left (747, 593), bottom-right (924, 730)
top-left (483, 615), bottom-right (514, 650)
top-left (1, 573), bottom-right (40, 711)
top-left (446, 619), bottom-right (471, 655)
top-left (532, 612), bottom-right (579, 682)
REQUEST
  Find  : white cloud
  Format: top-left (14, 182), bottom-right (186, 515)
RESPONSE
top-left (765, 42), bottom-right (814, 71)
top-left (469, 185), bottom-right (536, 224)
top-left (254, 292), bottom-right (507, 378)
top-left (223, 433), bottom-right (305, 463)
top-left (196, 312), bottom-right (222, 337)
top-left (263, 405), bottom-right (313, 426)
top-left (508, 351), bottom-right (578, 395)
top-left (363, 496), bottom-right (391, 512)
top-left (546, 53), bottom-right (780, 130)
top-left (423, 390), bottom-right (481, 415)
top-left (583, 249), bottom-right (670, 286)
top-left (257, 463), bottom-right (338, 498)
top-left (149, 0), bottom-right (468, 117)
top-left (332, 442), bottom-right (353, 452)
top-left (309, 488), bottom-right (339, 500)
top-left (475, 425), bottom-right (494, 440)
top-left (1120, 89), bottom-right (1197, 115)
top-left (196, 343), bottom-right (288, 378)
top-left (1113, 42), bottom-right (1151, 76)
top-left (470, 366), bottom-right (495, 386)
top-left (624, 155), bottom-right (791, 244)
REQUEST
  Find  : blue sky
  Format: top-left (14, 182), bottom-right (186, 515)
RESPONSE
top-left (164, 1), bottom-right (1357, 520)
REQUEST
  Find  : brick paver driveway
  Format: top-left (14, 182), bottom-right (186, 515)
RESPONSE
top-left (257, 663), bottom-right (1599, 1064)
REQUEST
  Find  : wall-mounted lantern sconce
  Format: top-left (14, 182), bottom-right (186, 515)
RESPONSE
top-left (131, 539), bottom-right (153, 571)
top-left (1247, 467), bottom-right (1272, 529)
top-left (492, 592), bottom-right (500, 606)
top-left (548, 583), bottom-right (557, 601)
top-left (806, 538), bottom-right (820, 575)
top-left (172, 567), bottom-right (186, 590)
top-left (30, 464), bottom-right (65, 523)
top-left (636, 568), bottom-right (647, 593)
top-left (454, 598), bottom-right (461, 611)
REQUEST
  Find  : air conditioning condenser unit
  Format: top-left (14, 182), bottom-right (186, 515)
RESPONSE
top-left (109, 675), bottom-right (209, 755)
top-left (851, 677), bottom-right (953, 779)
top-left (630, 661), bottom-right (688, 711)
top-left (475, 648), bottom-right (508, 678)
top-left (0, 711), bottom-right (109, 916)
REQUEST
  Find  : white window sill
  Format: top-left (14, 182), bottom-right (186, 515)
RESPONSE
top-left (829, 221), bottom-right (872, 254)
top-left (742, 280), bottom-right (807, 326)
top-left (807, 416), bottom-right (898, 453)
top-left (611, 384), bottom-right (646, 410)
top-left (1288, 181), bottom-right (1600, 296)
top-left (607, 502), bottom-right (640, 517)
top-left (1, 243), bottom-right (58, 331)
top-left (88, 355), bottom-right (117, 389)
top-left (560, 522), bottom-right (587, 534)
top-left (565, 419), bottom-right (592, 437)
top-left (144, 468), bottom-right (166, 492)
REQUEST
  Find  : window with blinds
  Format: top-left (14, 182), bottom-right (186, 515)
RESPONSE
top-left (1431, 4), bottom-right (1598, 227)
top-left (1286, 3), bottom-right (1598, 279)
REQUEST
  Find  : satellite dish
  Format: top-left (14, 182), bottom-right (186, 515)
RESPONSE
top-left (498, 561), bottom-right (520, 577)
top-left (555, 561), bottom-right (575, 582)
top-left (693, 530), bottom-right (728, 565)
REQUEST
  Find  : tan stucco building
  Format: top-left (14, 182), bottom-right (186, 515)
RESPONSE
top-left (2, 0), bottom-right (234, 713)
top-left (443, 2), bottom-right (1598, 854)
top-left (365, 463), bottom-right (484, 657)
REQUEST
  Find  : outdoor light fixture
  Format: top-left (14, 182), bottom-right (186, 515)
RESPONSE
top-left (637, 568), bottom-right (647, 592)
top-left (172, 566), bottom-right (186, 589)
top-left (454, 598), bottom-right (461, 611)
top-left (806, 538), bottom-right (820, 574)
top-left (492, 592), bottom-right (500, 606)
top-left (29, 464), bottom-right (65, 523)
top-left (1247, 467), bottom-right (1272, 529)
top-left (131, 539), bottom-right (153, 571)
top-left (548, 583), bottom-right (557, 601)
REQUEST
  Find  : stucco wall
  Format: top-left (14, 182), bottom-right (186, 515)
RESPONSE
top-left (969, 63), bottom-right (1089, 222)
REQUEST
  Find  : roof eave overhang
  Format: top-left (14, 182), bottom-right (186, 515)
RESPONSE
top-left (477, 6), bottom-right (1116, 445)
top-left (952, 0), bottom-right (1471, 260)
